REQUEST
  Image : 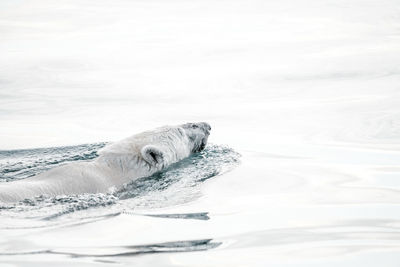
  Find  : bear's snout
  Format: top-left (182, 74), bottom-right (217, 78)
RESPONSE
top-left (200, 122), bottom-right (211, 134)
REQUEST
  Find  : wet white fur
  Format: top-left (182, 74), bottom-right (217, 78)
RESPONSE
top-left (0, 123), bottom-right (209, 203)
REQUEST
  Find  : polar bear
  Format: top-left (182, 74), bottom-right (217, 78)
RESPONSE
top-left (0, 122), bottom-right (211, 203)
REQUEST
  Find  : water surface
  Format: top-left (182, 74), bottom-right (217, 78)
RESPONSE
top-left (1, 0), bottom-right (400, 266)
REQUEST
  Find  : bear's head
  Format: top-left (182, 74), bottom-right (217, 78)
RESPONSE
top-left (181, 122), bottom-right (211, 153)
top-left (140, 122), bottom-right (211, 169)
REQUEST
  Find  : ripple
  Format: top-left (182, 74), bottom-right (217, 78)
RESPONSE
top-left (115, 144), bottom-right (240, 209)
top-left (0, 239), bottom-right (221, 258)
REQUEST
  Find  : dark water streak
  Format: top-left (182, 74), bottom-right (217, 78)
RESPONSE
top-left (0, 239), bottom-right (221, 258)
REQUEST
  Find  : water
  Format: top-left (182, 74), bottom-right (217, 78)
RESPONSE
top-left (1, 0), bottom-right (400, 266)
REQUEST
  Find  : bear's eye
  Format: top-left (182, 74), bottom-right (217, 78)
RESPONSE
top-left (192, 124), bottom-right (198, 129)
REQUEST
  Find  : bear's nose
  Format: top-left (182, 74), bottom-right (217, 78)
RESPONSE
top-left (201, 122), bottom-right (211, 132)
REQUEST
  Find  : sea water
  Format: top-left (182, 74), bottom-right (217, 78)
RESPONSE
top-left (1, 0), bottom-right (400, 266)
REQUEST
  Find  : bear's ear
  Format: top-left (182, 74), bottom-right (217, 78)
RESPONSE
top-left (141, 145), bottom-right (165, 167)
